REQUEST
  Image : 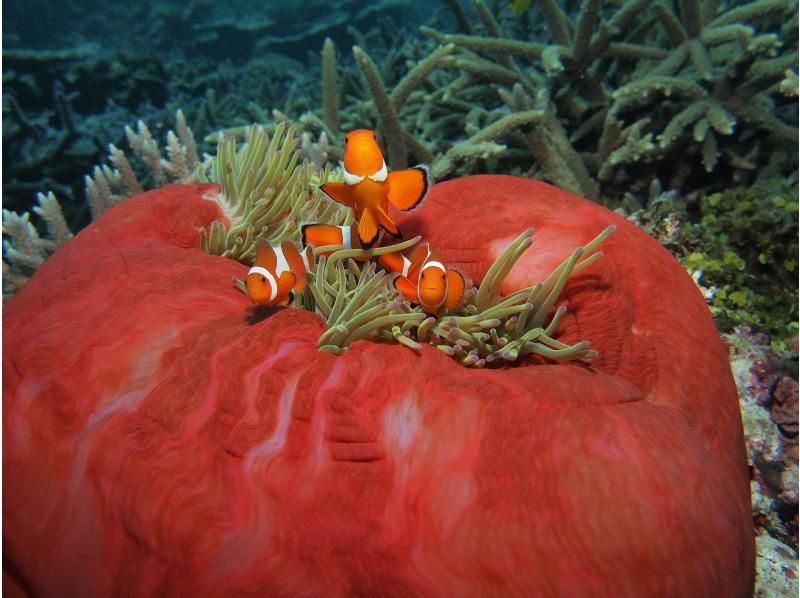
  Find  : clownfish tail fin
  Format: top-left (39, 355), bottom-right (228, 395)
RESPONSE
top-left (378, 251), bottom-right (405, 274)
top-left (387, 165), bottom-right (430, 211)
top-left (300, 222), bottom-right (316, 247)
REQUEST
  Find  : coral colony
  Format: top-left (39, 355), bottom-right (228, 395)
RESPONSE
top-left (3, 0), bottom-right (797, 595)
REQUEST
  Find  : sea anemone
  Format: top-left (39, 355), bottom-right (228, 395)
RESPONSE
top-left (3, 172), bottom-right (753, 595)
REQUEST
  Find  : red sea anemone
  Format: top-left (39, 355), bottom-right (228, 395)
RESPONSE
top-left (3, 175), bottom-right (753, 596)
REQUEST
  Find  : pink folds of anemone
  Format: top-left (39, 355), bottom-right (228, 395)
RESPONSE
top-left (3, 177), bottom-right (753, 597)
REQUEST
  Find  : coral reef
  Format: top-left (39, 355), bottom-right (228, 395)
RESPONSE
top-left (3, 176), bottom-right (753, 596)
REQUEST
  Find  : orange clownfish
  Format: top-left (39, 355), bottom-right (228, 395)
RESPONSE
top-left (301, 223), bottom-right (365, 257)
top-left (378, 243), bottom-right (465, 314)
top-left (319, 129), bottom-right (429, 248)
top-left (245, 240), bottom-right (313, 306)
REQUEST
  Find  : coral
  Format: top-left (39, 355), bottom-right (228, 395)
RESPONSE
top-left (420, 0), bottom-right (798, 197)
top-left (2, 110), bottom-right (204, 297)
top-left (3, 176), bottom-right (753, 596)
top-left (1, 192), bottom-right (72, 296)
top-left (321, 37), bottom-right (339, 134)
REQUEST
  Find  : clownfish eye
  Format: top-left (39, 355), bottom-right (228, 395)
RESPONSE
top-left (372, 133), bottom-right (377, 140)
top-left (261, 276), bottom-right (267, 283)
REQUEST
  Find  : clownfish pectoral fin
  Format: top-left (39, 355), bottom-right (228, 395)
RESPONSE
top-left (277, 291), bottom-right (294, 306)
top-left (280, 240), bottom-right (311, 277)
top-left (319, 182), bottom-right (356, 208)
top-left (386, 166), bottom-right (429, 211)
top-left (373, 205), bottom-right (400, 237)
top-left (393, 275), bottom-right (419, 303)
top-left (357, 209), bottom-right (380, 248)
top-left (445, 269), bottom-right (465, 309)
top-left (276, 271), bottom-right (297, 300)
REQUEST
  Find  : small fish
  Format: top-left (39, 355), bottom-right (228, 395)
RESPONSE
top-left (245, 240), bottom-right (313, 306)
top-left (378, 242), bottom-right (465, 314)
top-left (319, 129), bottom-right (429, 248)
top-left (301, 223), bottom-right (365, 256)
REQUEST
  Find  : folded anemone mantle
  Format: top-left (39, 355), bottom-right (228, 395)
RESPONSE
top-left (3, 175), bottom-right (753, 597)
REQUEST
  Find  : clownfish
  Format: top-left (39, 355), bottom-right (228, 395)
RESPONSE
top-left (300, 223), bottom-right (365, 257)
top-left (245, 240), bottom-right (313, 306)
top-left (378, 242), bottom-right (465, 314)
top-left (319, 129), bottom-right (429, 248)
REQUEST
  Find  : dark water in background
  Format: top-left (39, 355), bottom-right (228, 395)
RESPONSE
top-left (2, 0), bottom-right (442, 225)
top-left (2, 0), bottom-right (798, 227)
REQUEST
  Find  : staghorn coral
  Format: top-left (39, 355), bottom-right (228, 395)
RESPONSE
top-left (419, 0), bottom-right (797, 198)
top-left (2, 110), bottom-right (201, 297)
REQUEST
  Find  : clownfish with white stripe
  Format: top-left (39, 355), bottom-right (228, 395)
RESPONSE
top-left (378, 242), bottom-right (465, 314)
top-left (245, 240), bottom-right (314, 306)
top-left (300, 223), bottom-right (365, 257)
top-left (319, 129), bottom-right (429, 248)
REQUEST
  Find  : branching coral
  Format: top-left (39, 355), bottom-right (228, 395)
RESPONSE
top-left (415, 0), bottom-right (797, 196)
top-left (2, 110), bottom-right (200, 297)
top-left (2, 192), bottom-right (72, 296)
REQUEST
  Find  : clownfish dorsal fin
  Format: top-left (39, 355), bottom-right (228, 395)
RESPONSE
top-left (377, 251), bottom-right (406, 274)
top-left (406, 243), bottom-right (431, 275)
top-left (445, 269), bottom-right (465, 309)
top-left (254, 240), bottom-right (277, 272)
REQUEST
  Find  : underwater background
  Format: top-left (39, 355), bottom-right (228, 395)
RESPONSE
top-left (3, 0), bottom-right (798, 594)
